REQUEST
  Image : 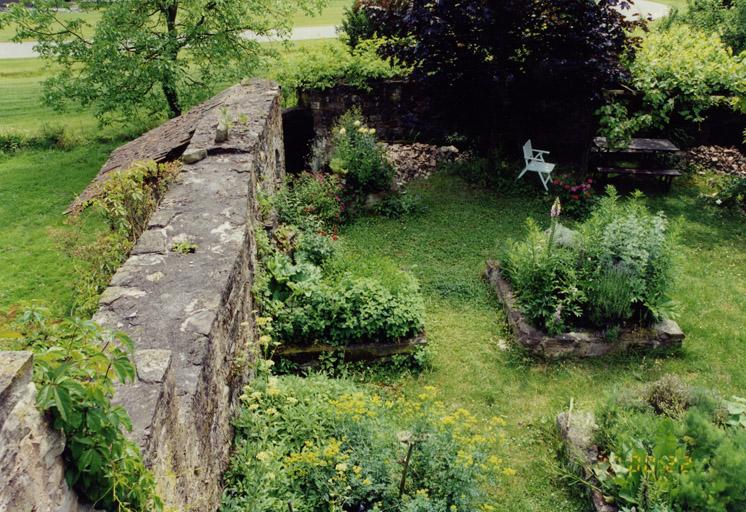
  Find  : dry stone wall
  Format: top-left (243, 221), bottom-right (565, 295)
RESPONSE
top-left (90, 80), bottom-right (285, 510)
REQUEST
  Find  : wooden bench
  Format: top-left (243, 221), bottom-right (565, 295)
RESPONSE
top-left (596, 166), bottom-right (682, 191)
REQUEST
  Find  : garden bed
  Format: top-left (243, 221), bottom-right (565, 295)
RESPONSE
top-left (485, 260), bottom-right (684, 358)
top-left (273, 334), bottom-right (427, 369)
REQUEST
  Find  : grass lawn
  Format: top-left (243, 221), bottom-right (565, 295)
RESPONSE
top-left (336, 172), bottom-right (746, 510)
top-left (0, 1), bottom-right (351, 43)
top-left (0, 144), bottom-right (113, 316)
top-left (0, 58), bottom-right (100, 133)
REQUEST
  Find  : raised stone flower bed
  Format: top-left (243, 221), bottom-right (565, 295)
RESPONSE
top-left (485, 260), bottom-right (684, 358)
top-left (273, 334), bottom-right (427, 370)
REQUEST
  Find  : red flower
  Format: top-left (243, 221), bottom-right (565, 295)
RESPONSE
top-left (586, 178), bottom-right (593, 184)
top-left (571, 194), bottom-right (580, 200)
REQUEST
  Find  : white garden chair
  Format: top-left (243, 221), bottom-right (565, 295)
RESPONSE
top-left (518, 140), bottom-right (555, 191)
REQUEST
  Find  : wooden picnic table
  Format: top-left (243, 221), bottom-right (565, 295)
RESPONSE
top-left (592, 137), bottom-right (680, 154)
top-left (591, 137), bottom-right (682, 192)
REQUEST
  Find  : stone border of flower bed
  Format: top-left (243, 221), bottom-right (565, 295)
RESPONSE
top-left (484, 260), bottom-right (684, 358)
top-left (273, 334), bottom-right (427, 369)
top-left (556, 410), bottom-right (617, 512)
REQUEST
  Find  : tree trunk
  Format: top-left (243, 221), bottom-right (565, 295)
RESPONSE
top-left (162, 2), bottom-right (182, 118)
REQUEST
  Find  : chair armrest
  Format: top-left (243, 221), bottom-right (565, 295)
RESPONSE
top-left (532, 149), bottom-right (550, 156)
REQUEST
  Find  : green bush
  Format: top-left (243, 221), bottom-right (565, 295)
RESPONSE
top-left (502, 188), bottom-right (677, 332)
top-left (4, 309), bottom-right (162, 511)
top-left (502, 219), bottom-right (586, 335)
top-left (666, 0), bottom-right (746, 54)
top-left (597, 25), bottom-right (746, 146)
top-left (591, 378), bottom-right (746, 512)
top-left (272, 274), bottom-right (424, 347)
top-left (270, 39), bottom-right (410, 102)
top-left (274, 172), bottom-right (344, 230)
top-left (341, 3), bottom-right (374, 49)
top-left (330, 108), bottom-right (395, 200)
top-left (709, 175), bottom-right (746, 212)
top-left (221, 374), bottom-right (508, 512)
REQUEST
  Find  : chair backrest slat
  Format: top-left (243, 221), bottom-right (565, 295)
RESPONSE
top-left (522, 140), bottom-right (533, 162)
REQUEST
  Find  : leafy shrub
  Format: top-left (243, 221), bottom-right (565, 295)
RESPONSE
top-left (271, 274), bottom-right (424, 347)
top-left (370, 190), bottom-right (425, 218)
top-left (502, 188), bottom-right (677, 332)
top-left (270, 39), bottom-right (410, 103)
top-left (340, 3), bottom-right (374, 49)
top-left (274, 172), bottom-right (344, 230)
top-left (709, 175), bottom-right (746, 212)
top-left (592, 378), bottom-right (746, 512)
top-left (56, 160), bottom-right (181, 316)
top-left (665, 0), bottom-right (746, 54)
top-left (502, 219), bottom-right (586, 334)
top-left (5, 309), bottom-right (162, 511)
top-left (87, 160), bottom-right (181, 241)
top-left (550, 176), bottom-right (596, 219)
top-left (580, 189), bottom-right (677, 324)
top-left (330, 108), bottom-right (395, 200)
top-left (0, 124), bottom-right (82, 154)
top-left (222, 374), bottom-right (509, 512)
top-left (598, 26), bottom-right (746, 146)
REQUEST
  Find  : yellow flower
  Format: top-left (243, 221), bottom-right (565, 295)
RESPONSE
top-left (248, 403), bottom-right (260, 411)
top-left (256, 451), bottom-right (272, 462)
top-left (503, 467), bottom-right (516, 477)
top-left (353, 120), bottom-right (361, 127)
top-left (335, 463), bottom-right (348, 473)
top-left (339, 127), bottom-right (346, 135)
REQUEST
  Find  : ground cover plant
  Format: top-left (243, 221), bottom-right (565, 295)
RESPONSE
top-left (222, 372), bottom-right (508, 512)
top-left (591, 376), bottom-right (746, 511)
top-left (501, 188), bottom-right (678, 334)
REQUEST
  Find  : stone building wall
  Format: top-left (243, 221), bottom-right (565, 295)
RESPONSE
top-left (0, 351), bottom-right (89, 512)
top-left (90, 79), bottom-right (285, 511)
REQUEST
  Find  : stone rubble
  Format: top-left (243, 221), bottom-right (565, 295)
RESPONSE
top-left (382, 142), bottom-right (461, 187)
top-left (686, 145), bottom-right (746, 177)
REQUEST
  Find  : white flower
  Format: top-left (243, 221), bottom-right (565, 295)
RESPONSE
top-left (339, 127), bottom-right (346, 135)
top-left (716, 198), bottom-right (723, 205)
top-left (353, 120), bottom-right (361, 127)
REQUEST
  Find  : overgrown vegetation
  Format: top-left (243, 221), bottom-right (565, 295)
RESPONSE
top-left (1, 310), bottom-right (162, 511)
top-left (254, 179), bottom-right (424, 361)
top-left (222, 373), bottom-right (508, 511)
top-left (57, 160), bottom-right (181, 316)
top-left (270, 39), bottom-right (410, 104)
top-left (502, 188), bottom-right (677, 334)
top-left (598, 25), bottom-right (746, 146)
top-left (665, 0), bottom-right (746, 54)
top-left (591, 376), bottom-right (746, 511)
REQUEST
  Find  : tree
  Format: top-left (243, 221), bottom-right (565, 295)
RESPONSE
top-left (372, 0), bottom-right (637, 151)
top-left (0, 0), bottom-right (327, 122)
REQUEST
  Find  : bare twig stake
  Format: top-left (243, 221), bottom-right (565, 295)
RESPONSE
top-left (287, 501), bottom-right (294, 512)
top-left (399, 440), bottom-right (416, 499)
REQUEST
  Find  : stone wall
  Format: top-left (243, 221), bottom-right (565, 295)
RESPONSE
top-left (297, 80), bottom-right (599, 162)
top-left (0, 351), bottom-right (89, 512)
top-left (91, 79), bottom-right (285, 510)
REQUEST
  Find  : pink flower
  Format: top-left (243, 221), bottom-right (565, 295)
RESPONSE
top-left (551, 198), bottom-right (562, 218)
